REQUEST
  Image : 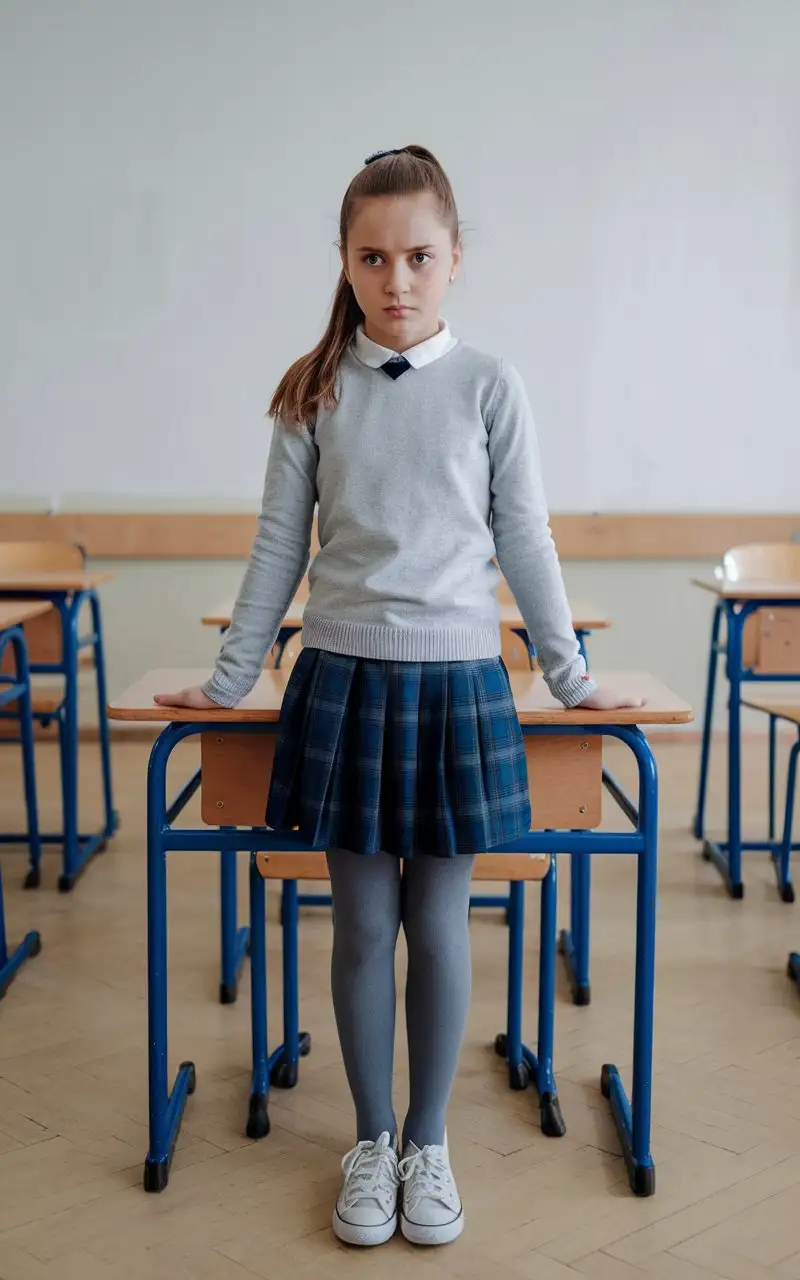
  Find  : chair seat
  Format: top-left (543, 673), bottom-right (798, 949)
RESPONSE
top-left (255, 850), bottom-right (550, 882)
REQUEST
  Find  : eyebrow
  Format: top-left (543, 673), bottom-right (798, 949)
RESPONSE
top-left (356, 244), bottom-right (437, 253)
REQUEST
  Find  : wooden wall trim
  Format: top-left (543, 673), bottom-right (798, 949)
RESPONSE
top-left (0, 511), bottom-right (797, 561)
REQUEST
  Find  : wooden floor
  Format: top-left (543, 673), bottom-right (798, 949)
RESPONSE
top-left (1, 735), bottom-right (800, 1278)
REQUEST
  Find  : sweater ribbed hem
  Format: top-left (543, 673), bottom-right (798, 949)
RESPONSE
top-left (301, 612), bottom-right (501, 662)
top-left (548, 667), bottom-right (598, 708)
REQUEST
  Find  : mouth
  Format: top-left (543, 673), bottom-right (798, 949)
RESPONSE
top-left (384, 306), bottom-right (413, 318)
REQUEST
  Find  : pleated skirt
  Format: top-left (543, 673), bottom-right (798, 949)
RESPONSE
top-left (265, 648), bottom-right (531, 858)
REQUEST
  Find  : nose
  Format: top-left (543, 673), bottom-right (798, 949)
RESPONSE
top-left (384, 260), bottom-right (411, 297)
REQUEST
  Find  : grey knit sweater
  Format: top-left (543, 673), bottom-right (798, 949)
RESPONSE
top-left (203, 342), bottom-right (595, 708)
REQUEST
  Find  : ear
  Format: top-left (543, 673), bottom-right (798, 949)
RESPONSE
top-left (449, 237), bottom-right (463, 284)
top-left (339, 243), bottom-right (350, 283)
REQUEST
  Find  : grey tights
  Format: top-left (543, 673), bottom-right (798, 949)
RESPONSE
top-left (326, 847), bottom-right (474, 1150)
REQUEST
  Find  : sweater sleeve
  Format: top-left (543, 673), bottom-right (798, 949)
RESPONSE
top-left (487, 362), bottom-right (597, 707)
top-left (202, 419), bottom-right (318, 708)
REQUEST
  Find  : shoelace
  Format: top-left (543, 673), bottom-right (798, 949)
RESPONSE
top-left (341, 1140), bottom-right (397, 1209)
top-left (398, 1146), bottom-right (456, 1209)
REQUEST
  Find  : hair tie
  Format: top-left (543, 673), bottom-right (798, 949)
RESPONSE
top-left (364, 148), bottom-right (405, 166)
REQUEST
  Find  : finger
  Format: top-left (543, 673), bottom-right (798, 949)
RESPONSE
top-left (154, 692), bottom-right (184, 706)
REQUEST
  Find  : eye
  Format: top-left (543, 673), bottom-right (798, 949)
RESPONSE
top-left (413, 252), bottom-right (431, 265)
top-left (363, 253), bottom-right (383, 266)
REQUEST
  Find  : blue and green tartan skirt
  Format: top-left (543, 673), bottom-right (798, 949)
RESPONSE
top-left (265, 649), bottom-right (532, 858)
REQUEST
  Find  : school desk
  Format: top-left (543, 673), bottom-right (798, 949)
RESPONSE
top-left (199, 592), bottom-right (615, 1006)
top-left (109, 667), bottom-right (691, 1199)
top-left (0, 568), bottom-right (118, 890)
top-left (0, 601), bottom-right (46, 992)
top-left (693, 576), bottom-right (800, 900)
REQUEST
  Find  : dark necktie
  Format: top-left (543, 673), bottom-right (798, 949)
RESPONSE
top-left (381, 355), bottom-right (412, 380)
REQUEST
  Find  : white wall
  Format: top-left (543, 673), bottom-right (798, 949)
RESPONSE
top-left (3, 0), bottom-right (800, 511)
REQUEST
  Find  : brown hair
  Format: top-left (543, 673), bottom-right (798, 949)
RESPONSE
top-left (269, 145), bottom-right (459, 426)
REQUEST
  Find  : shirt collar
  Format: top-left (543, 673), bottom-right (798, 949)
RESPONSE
top-left (353, 321), bottom-right (458, 371)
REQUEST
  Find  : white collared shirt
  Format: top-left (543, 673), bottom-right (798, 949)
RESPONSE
top-left (353, 321), bottom-right (458, 371)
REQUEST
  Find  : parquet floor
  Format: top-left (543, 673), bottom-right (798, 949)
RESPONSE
top-left (0, 735), bottom-right (799, 1278)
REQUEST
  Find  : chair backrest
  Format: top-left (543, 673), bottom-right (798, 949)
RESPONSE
top-left (719, 543), bottom-right (800, 583)
top-left (0, 540), bottom-right (86, 571)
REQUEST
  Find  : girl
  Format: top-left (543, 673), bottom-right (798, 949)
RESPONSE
top-left (156, 145), bottom-right (639, 1249)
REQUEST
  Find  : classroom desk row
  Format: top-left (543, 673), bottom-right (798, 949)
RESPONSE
top-left (109, 665), bottom-right (693, 1198)
top-left (692, 573), bottom-right (800, 899)
top-left (0, 566), bottom-right (118, 890)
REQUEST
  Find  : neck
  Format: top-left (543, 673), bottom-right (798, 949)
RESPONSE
top-left (364, 317), bottom-right (442, 353)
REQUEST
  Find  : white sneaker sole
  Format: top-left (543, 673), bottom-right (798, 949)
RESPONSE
top-left (332, 1207), bottom-right (398, 1247)
top-left (400, 1208), bottom-right (465, 1246)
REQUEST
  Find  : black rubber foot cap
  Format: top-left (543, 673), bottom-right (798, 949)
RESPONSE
top-left (219, 982), bottom-right (238, 1005)
top-left (788, 958), bottom-right (798, 980)
top-left (508, 1062), bottom-right (530, 1092)
top-left (23, 868), bottom-right (40, 890)
top-left (701, 846), bottom-right (712, 862)
top-left (57, 874), bottom-right (74, 893)
top-left (494, 1033), bottom-right (508, 1059)
top-left (299, 1031), bottom-right (311, 1057)
top-left (540, 1092), bottom-right (567, 1137)
top-left (731, 882), bottom-right (745, 900)
top-left (180, 1061), bottom-right (197, 1095)
top-left (270, 1059), bottom-right (299, 1089)
top-left (600, 1064), bottom-right (611, 1099)
top-left (573, 984), bottom-right (591, 1007)
top-left (633, 1164), bottom-right (656, 1197)
top-left (246, 1093), bottom-right (270, 1140)
top-left (30, 934), bottom-right (43, 958)
top-left (781, 882), bottom-right (795, 904)
top-left (143, 1158), bottom-right (169, 1193)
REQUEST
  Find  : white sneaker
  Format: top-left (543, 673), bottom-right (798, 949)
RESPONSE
top-left (398, 1133), bottom-right (464, 1245)
top-left (333, 1131), bottom-right (399, 1247)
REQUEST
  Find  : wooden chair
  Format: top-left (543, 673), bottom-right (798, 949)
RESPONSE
top-left (719, 543), bottom-right (800, 676)
top-left (247, 847), bottom-right (562, 1142)
top-left (741, 694), bottom-right (800, 905)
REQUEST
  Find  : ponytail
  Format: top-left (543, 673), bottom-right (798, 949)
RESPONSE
top-left (269, 144), bottom-right (458, 428)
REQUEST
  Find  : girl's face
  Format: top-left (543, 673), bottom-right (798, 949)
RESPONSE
top-left (342, 192), bottom-right (461, 352)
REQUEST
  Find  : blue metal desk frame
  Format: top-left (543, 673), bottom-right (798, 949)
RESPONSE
top-left (0, 585), bottom-right (118, 891)
top-left (694, 595), bottom-right (800, 900)
top-left (141, 716), bottom-right (660, 1200)
top-left (0, 623), bottom-right (42, 991)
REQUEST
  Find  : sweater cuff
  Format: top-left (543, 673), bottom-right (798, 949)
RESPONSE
top-left (202, 669), bottom-right (258, 709)
top-left (545, 662), bottom-right (598, 709)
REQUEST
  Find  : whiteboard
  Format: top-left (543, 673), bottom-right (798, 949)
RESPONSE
top-left (2, 0), bottom-right (798, 512)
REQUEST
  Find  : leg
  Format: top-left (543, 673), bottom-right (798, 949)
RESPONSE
top-left (769, 714), bottom-right (777, 842)
top-left (725, 605), bottom-right (744, 897)
top-left (14, 631), bottom-right (42, 889)
top-left (694, 601), bottom-right (722, 841)
top-left (271, 878), bottom-right (312, 1087)
top-left (401, 854), bottom-right (474, 1150)
top-left (219, 844), bottom-right (249, 1004)
top-left (533, 857), bottom-right (565, 1135)
top-left (559, 852), bottom-right (591, 1005)
top-left (327, 847), bottom-right (402, 1143)
top-left (777, 734), bottom-right (800, 903)
top-left (57, 601), bottom-right (80, 891)
top-left (144, 728), bottom-right (195, 1192)
top-left (89, 591), bottom-right (118, 843)
top-left (247, 854), bottom-right (270, 1138)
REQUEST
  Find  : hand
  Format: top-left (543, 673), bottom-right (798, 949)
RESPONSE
top-left (575, 684), bottom-right (645, 711)
top-left (153, 685), bottom-right (220, 710)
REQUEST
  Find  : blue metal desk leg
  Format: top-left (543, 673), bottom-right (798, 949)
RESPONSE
top-left (768, 714), bottom-right (777, 842)
top-left (776, 733), bottom-right (800, 906)
top-left (787, 950), bottom-right (800, 995)
top-left (702, 602), bottom-right (745, 898)
top-left (494, 864), bottom-right (565, 1136)
top-left (271, 879), bottom-right (311, 1088)
top-left (246, 855), bottom-right (270, 1138)
top-left (601, 728), bottom-right (657, 1197)
top-left (694, 601), bottom-right (722, 841)
top-left (143, 727), bottom-right (196, 1193)
top-left (90, 592), bottom-right (119, 846)
top-left (0, 629), bottom-right (42, 992)
top-left (558, 852), bottom-right (591, 1005)
top-left (219, 841), bottom-right (250, 1005)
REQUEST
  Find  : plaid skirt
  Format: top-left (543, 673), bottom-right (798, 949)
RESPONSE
top-left (265, 649), bottom-right (531, 858)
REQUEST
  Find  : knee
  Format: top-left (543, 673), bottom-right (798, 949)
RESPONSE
top-left (403, 904), bottom-right (469, 966)
top-left (334, 908), bottom-right (399, 967)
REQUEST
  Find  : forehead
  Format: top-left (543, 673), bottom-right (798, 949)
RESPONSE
top-left (348, 192), bottom-right (450, 247)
